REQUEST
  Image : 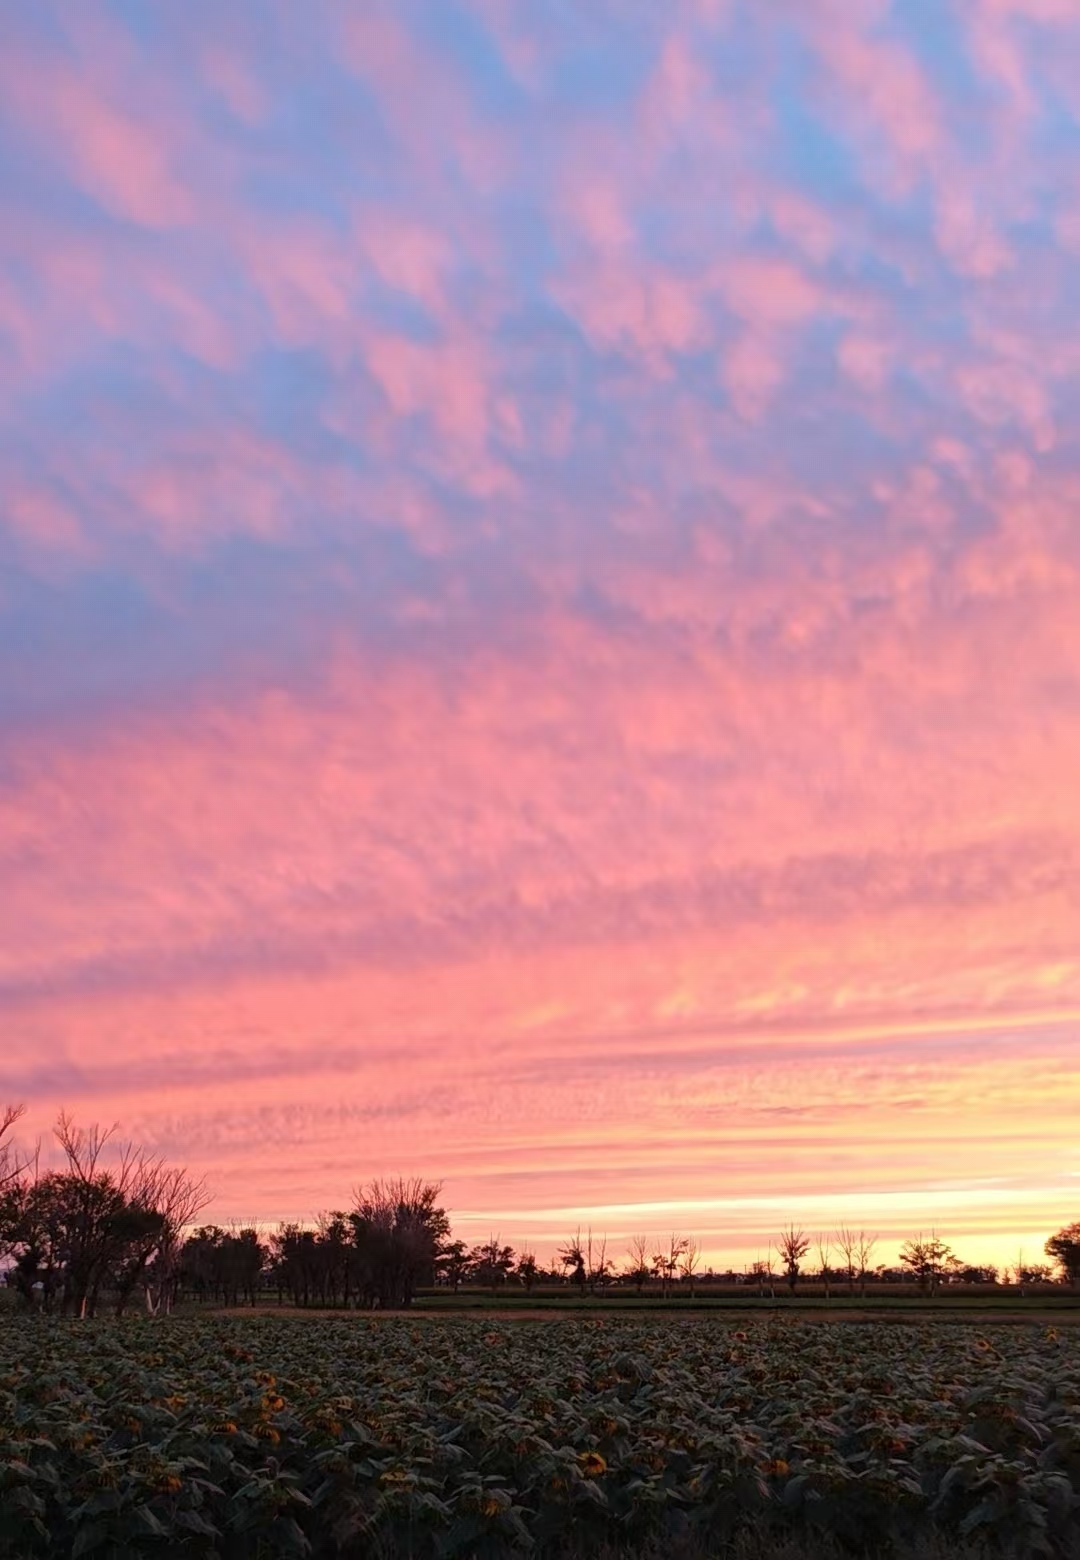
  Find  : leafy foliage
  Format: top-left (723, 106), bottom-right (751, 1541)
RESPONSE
top-left (0, 1315), bottom-right (1077, 1556)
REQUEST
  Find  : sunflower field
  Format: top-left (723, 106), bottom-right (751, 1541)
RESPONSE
top-left (1, 1314), bottom-right (1078, 1557)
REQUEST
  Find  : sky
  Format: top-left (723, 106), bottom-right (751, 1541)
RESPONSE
top-left (2, 0), bottom-right (1080, 1275)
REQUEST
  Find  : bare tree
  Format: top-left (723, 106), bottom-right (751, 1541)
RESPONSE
top-left (653, 1233), bottom-right (688, 1299)
top-left (775, 1225), bottom-right (810, 1293)
top-left (585, 1228), bottom-right (612, 1292)
top-left (138, 1165), bottom-right (209, 1315)
top-left (834, 1225), bottom-right (858, 1293)
top-left (625, 1233), bottom-right (651, 1294)
top-left (679, 1236), bottom-right (702, 1298)
top-left (855, 1230), bottom-right (878, 1297)
top-left (815, 1232), bottom-right (833, 1299)
top-left (0, 1104), bottom-right (29, 1193)
top-left (834, 1225), bottom-right (877, 1295)
top-left (54, 1113), bottom-right (131, 1319)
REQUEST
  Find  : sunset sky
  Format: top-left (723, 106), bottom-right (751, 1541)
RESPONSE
top-left (2, 1), bottom-right (1080, 1273)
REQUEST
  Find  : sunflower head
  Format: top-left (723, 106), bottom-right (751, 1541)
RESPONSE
top-left (578, 1450), bottom-right (607, 1477)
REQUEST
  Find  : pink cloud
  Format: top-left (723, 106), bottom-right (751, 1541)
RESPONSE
top-left (837, 331), bottom-right (894, 392)
top-left (934, 183), bottom-right (1015, 278)
top-left (357, 211), bottom-right (452, 316)
top-left (798, 3), bottom-right (944, 192)
top-left (0, 29), bottom-right (193, 227)
top-left (720, 257), bottom-right (821, 327)
top-left (721, 332), bottom-right (785, 419)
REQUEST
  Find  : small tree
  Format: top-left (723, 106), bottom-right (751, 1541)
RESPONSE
top-left (899, 1233), bottom-right (955, 1295)
top-left (775, 1225), bottom-right (810, 1293)
top-left (815, 1233), bottom-right (833, 1299)
top-left (679, 1236), bottom-right (702, 1298)
top-left (957, 1264), bottom-right (998, 1285)
top-left (625, 1233), bottom-right (652, 1294)
top-left (835, 1225), bottom-right (858, 1293)
top-left (517, 1249), bottom-right (538, 1292)
top-left (584, 1228), bottom-right (613, 1292)
top-left (1046, 1222), bottom-right (1080, 1287)
top-left (558, 1230), bottom-right (587, 1294)
top-left (474, 1235), bottom-right (515, 1293)
top-left (653, 1233), bottom-right (688, 1299)
top-left (749, 1257), bottom-right (771, 1299)
top-left (855, 1230), bottom-right (878, 1297)
top-left (835, 1225), bottom-right (878, 1296)
top-left (438, 1239), bottom-right (470, 1293)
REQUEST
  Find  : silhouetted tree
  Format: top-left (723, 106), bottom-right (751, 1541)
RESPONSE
top-left (183, 1225), bottom-right (268, 1306)
top-left (835, 1225), bottom-right (878, 1296)
top-left (957, 1264), bottom-right (998, 1285)
top-left (815, 1233), bottom-right (833, 1299)
top-left (1046, 1222), bottom-right (1080, 1286)
top-left (899, 1233), bottom-right (955, 1295)
top-left (653, 1233), bottom-right (688, 1298)
top-left (0, 1113), bottom-right (204, 1317)
top-left (474, 1235), bottom-right (515, 1292)
top-left (775, 1225), bottom-right (810, 1293)
top-left (351, 1177), bottom-right (449, 1309)
top-left (584, 1228), bottom-right (613, 1293)
top-left (517, 1249), bottom-right (538, 1292)
top-left (679, 1236), bottom-right (702, 1298)
top-left (625, 1233), bottom-right (652, 1293)
top-left (558, 1229), bottom-right (587, 1294)
top-left (438, 1239), bottom-right (471, 1293)
top-left (0, 1104), bottom-right (28, 1194)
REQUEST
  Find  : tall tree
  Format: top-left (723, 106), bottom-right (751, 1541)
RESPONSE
top-left (351, 1177), bottom-right (449, 1309)
top-left (1046, 1222), bottom-right (1080, 1286)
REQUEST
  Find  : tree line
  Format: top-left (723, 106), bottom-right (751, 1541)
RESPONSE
top-left (2, 1106), bottom-right (1079, 1316)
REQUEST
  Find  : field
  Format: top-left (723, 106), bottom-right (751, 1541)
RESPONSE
top-left (2, 1314), bottom-right (1079, 1558)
